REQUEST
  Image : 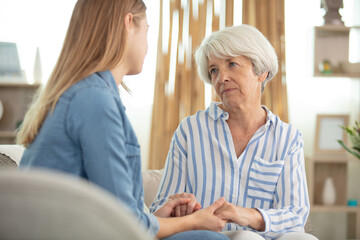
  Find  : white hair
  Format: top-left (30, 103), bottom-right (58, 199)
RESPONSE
top-left (194, 24), bottom-right (278, 93)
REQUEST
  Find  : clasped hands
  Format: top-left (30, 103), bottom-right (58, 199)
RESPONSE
top-left (153, 193), bottom-right (262, 232)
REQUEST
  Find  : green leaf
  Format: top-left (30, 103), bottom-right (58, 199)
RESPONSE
top-left (337, 140), bottom-right (360, 159)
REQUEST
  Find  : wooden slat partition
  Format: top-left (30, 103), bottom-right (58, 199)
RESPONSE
top-left (242, 0), bottom-right (289, 123)
top-left (149, 0), bottom-right (236, 170)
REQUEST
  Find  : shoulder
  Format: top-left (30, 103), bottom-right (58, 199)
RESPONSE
top-left (172, 109), bottom-right (209, 144)
top-left (63, 73), bottom-right (124, 126)
top-left (66, 73), bottom-right (120, 110)
top-left (266, 110), bottom-right (303, 147)
top-left (178, 109), bottom-right (209, 131)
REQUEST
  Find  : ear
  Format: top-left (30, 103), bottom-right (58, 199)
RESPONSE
top-left (124, 13), bottom-right (134, 32)
top-left (258, 72), bottom-right (268, 83)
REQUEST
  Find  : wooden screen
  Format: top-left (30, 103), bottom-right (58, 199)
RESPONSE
top-left (148, 0), bottom-right (234, 170)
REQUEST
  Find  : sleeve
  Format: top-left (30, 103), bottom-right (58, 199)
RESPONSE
top-left (255, 130), bottom-right (310, 239)
top-left (66, 87), bottom-right (159, 236)
top-left (149, 122), bottom-right (189, 213)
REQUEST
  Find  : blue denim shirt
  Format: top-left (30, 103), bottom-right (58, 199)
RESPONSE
top-left (20, 70), bottom-right (159, 236)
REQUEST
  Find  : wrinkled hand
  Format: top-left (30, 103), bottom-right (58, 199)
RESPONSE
top-left (168, 193), bottom-right (201, 217)
top-left (214, 201), bottom-right (264, 230)
top-left (191, 197), bottom-right (228, 232)
top-left (153, 196), bottom-right (192, 218)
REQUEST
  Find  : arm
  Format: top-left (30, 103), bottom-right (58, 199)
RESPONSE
top-left (67, 88), bottom-right (159, 235)
top-left (255, 131), bottom-right (310, 237)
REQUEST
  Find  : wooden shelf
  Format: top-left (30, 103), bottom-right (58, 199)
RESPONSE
top-left (314, 72), bottom-right (360, 78)
top-left (0, 83), bottom-right (39, 144)
top-left (313, 25), bottom-right (360, 79)
top-left (0, 82), bottom-right (41, 88)
top-left (0, 131), bottom-right (16, 138)
top-left (312, 205), bottom-right (360, 213)
top-left (309, 154), bottom-right (360, 239)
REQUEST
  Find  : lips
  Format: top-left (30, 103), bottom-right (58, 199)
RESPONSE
top-left (222, 88), bottom-right (236, 94)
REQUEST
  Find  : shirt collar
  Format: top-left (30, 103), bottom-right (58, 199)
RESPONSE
top-left (207, 102), bottom-right (277, 127)
top-left (207, 102), bottom-right (228, 120)
top-left (262, 105), bottom-right (276, 128)
top-left (96, 70), bottom-right (119, 95)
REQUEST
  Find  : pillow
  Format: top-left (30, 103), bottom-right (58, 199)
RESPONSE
top-left (0, 153), bottom-right (17, 169)
top-left (142, 169), bottom-right (163, 208)
top-left (0, 144), bottom-right (25, 166)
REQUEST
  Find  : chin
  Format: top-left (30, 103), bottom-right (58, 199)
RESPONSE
top-left (127, 67), bottom-right (143, 76)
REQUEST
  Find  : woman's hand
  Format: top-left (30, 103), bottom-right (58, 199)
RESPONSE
top-left (155, 197), bottom-right (227, 238)
top-left (169, 193), bottom-right (201, 217)
top-left (189, 197), bottom-right (228, 232)
top-left (214, 201), bottom-right (265, 231)
top-left (153, 196), bottom-right (192, 218)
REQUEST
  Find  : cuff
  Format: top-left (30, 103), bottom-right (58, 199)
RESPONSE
top-left (145, 212), bottom-right (160, 236)
top-left (254, 208), bottom-right (271, 234)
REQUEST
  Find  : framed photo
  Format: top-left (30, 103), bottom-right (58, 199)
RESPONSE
top-left (314, 114), bottom-right (349, 154)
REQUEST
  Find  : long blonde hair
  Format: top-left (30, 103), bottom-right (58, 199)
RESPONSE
top-left (17, 0), bottom-right (146, 147)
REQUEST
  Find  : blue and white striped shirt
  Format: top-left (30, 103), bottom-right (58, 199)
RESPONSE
top-left (149, 102), bottom-right (310, 240)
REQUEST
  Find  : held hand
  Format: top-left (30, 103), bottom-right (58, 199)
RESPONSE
top-left (191, 197), bottom-right (227, 232)
top-left (214, 202), bottom-right (265, 231)
top-left (154, 197), bottom-right (191, 218)
top-left (168, 193), bottom-right (201, 217)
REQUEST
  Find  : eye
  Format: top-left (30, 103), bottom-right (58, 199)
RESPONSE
top-left (229, 62), bottom-right (238, 67)
top-left (209, 68), bottom-right (218, 75)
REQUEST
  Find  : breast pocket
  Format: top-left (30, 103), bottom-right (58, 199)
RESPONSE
top-left (247, 157), bottom-right (285, 203)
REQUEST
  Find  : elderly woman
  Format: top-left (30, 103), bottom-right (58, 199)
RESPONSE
top-left (150, 25), bottom-right (314, 240)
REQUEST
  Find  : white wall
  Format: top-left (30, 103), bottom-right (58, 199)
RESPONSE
top-left (285, 0), bottom-right (360, 239)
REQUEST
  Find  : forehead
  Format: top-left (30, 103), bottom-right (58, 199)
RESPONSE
top-left (207, 55), bottom-right (250, 66)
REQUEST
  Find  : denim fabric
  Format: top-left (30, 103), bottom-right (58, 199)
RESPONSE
top-left (161, 230), bottom-right (230, 240)
top-left (19, 70), bottom-right (159, 236)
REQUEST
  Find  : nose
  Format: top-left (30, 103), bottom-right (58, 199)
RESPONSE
top-left (218, 69), bottom-right (229, 83)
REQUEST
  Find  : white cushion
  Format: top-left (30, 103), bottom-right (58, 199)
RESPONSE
top-left (0, 144), bottom-right (24, 166)
top-left (142, 169), bottom-right (164, 208)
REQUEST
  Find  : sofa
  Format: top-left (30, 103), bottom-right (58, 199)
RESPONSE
top-left (0, 144), bottom-right (316, 240)
top-left (0, 144), bottom-right (161, 240)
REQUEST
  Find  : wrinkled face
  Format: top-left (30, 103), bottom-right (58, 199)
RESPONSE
top-left (208, 55), bottom-right (265, 109)
top-left (126, 15), bottom-right (149, 75)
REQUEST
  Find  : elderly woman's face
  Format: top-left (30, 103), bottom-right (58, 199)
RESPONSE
top-left (208, 55), bottom-right (264, 109)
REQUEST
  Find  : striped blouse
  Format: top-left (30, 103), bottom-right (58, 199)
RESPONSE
top-left (149, 102), bottom-right (310, 240)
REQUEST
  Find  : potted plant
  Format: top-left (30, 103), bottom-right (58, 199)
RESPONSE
top-left (338, 121), bottom-right (360, 160)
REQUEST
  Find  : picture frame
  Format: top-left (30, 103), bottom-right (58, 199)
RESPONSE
top-left (314, 114), bottom-right (349, 154)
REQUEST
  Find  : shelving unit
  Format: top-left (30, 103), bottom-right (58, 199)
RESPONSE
top-left (314, 25), bottom-right (360, 78)
top-left (308, 154), bottom-right (360, 239)
top-left (0, 82), bottom-right (40, 144)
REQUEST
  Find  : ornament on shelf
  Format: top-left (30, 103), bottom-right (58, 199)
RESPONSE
top-left (33, 47), bottom-right (42, 84)
top-left (322, 177), bottom-right (336, 205)
top-left (321, 0), bottom-right (344, 25)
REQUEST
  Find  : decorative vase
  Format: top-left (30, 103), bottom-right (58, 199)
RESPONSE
top-left (322, 177), bottom-right (336, 205)
top-left (321, 0), bottom-right (344, 25)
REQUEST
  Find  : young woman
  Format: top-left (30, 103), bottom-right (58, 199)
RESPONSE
top-left (17, 1), bottom-right (229, 239)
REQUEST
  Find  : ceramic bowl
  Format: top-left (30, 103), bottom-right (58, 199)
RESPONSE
top-left (339, 62), bottom-right (360, 74)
